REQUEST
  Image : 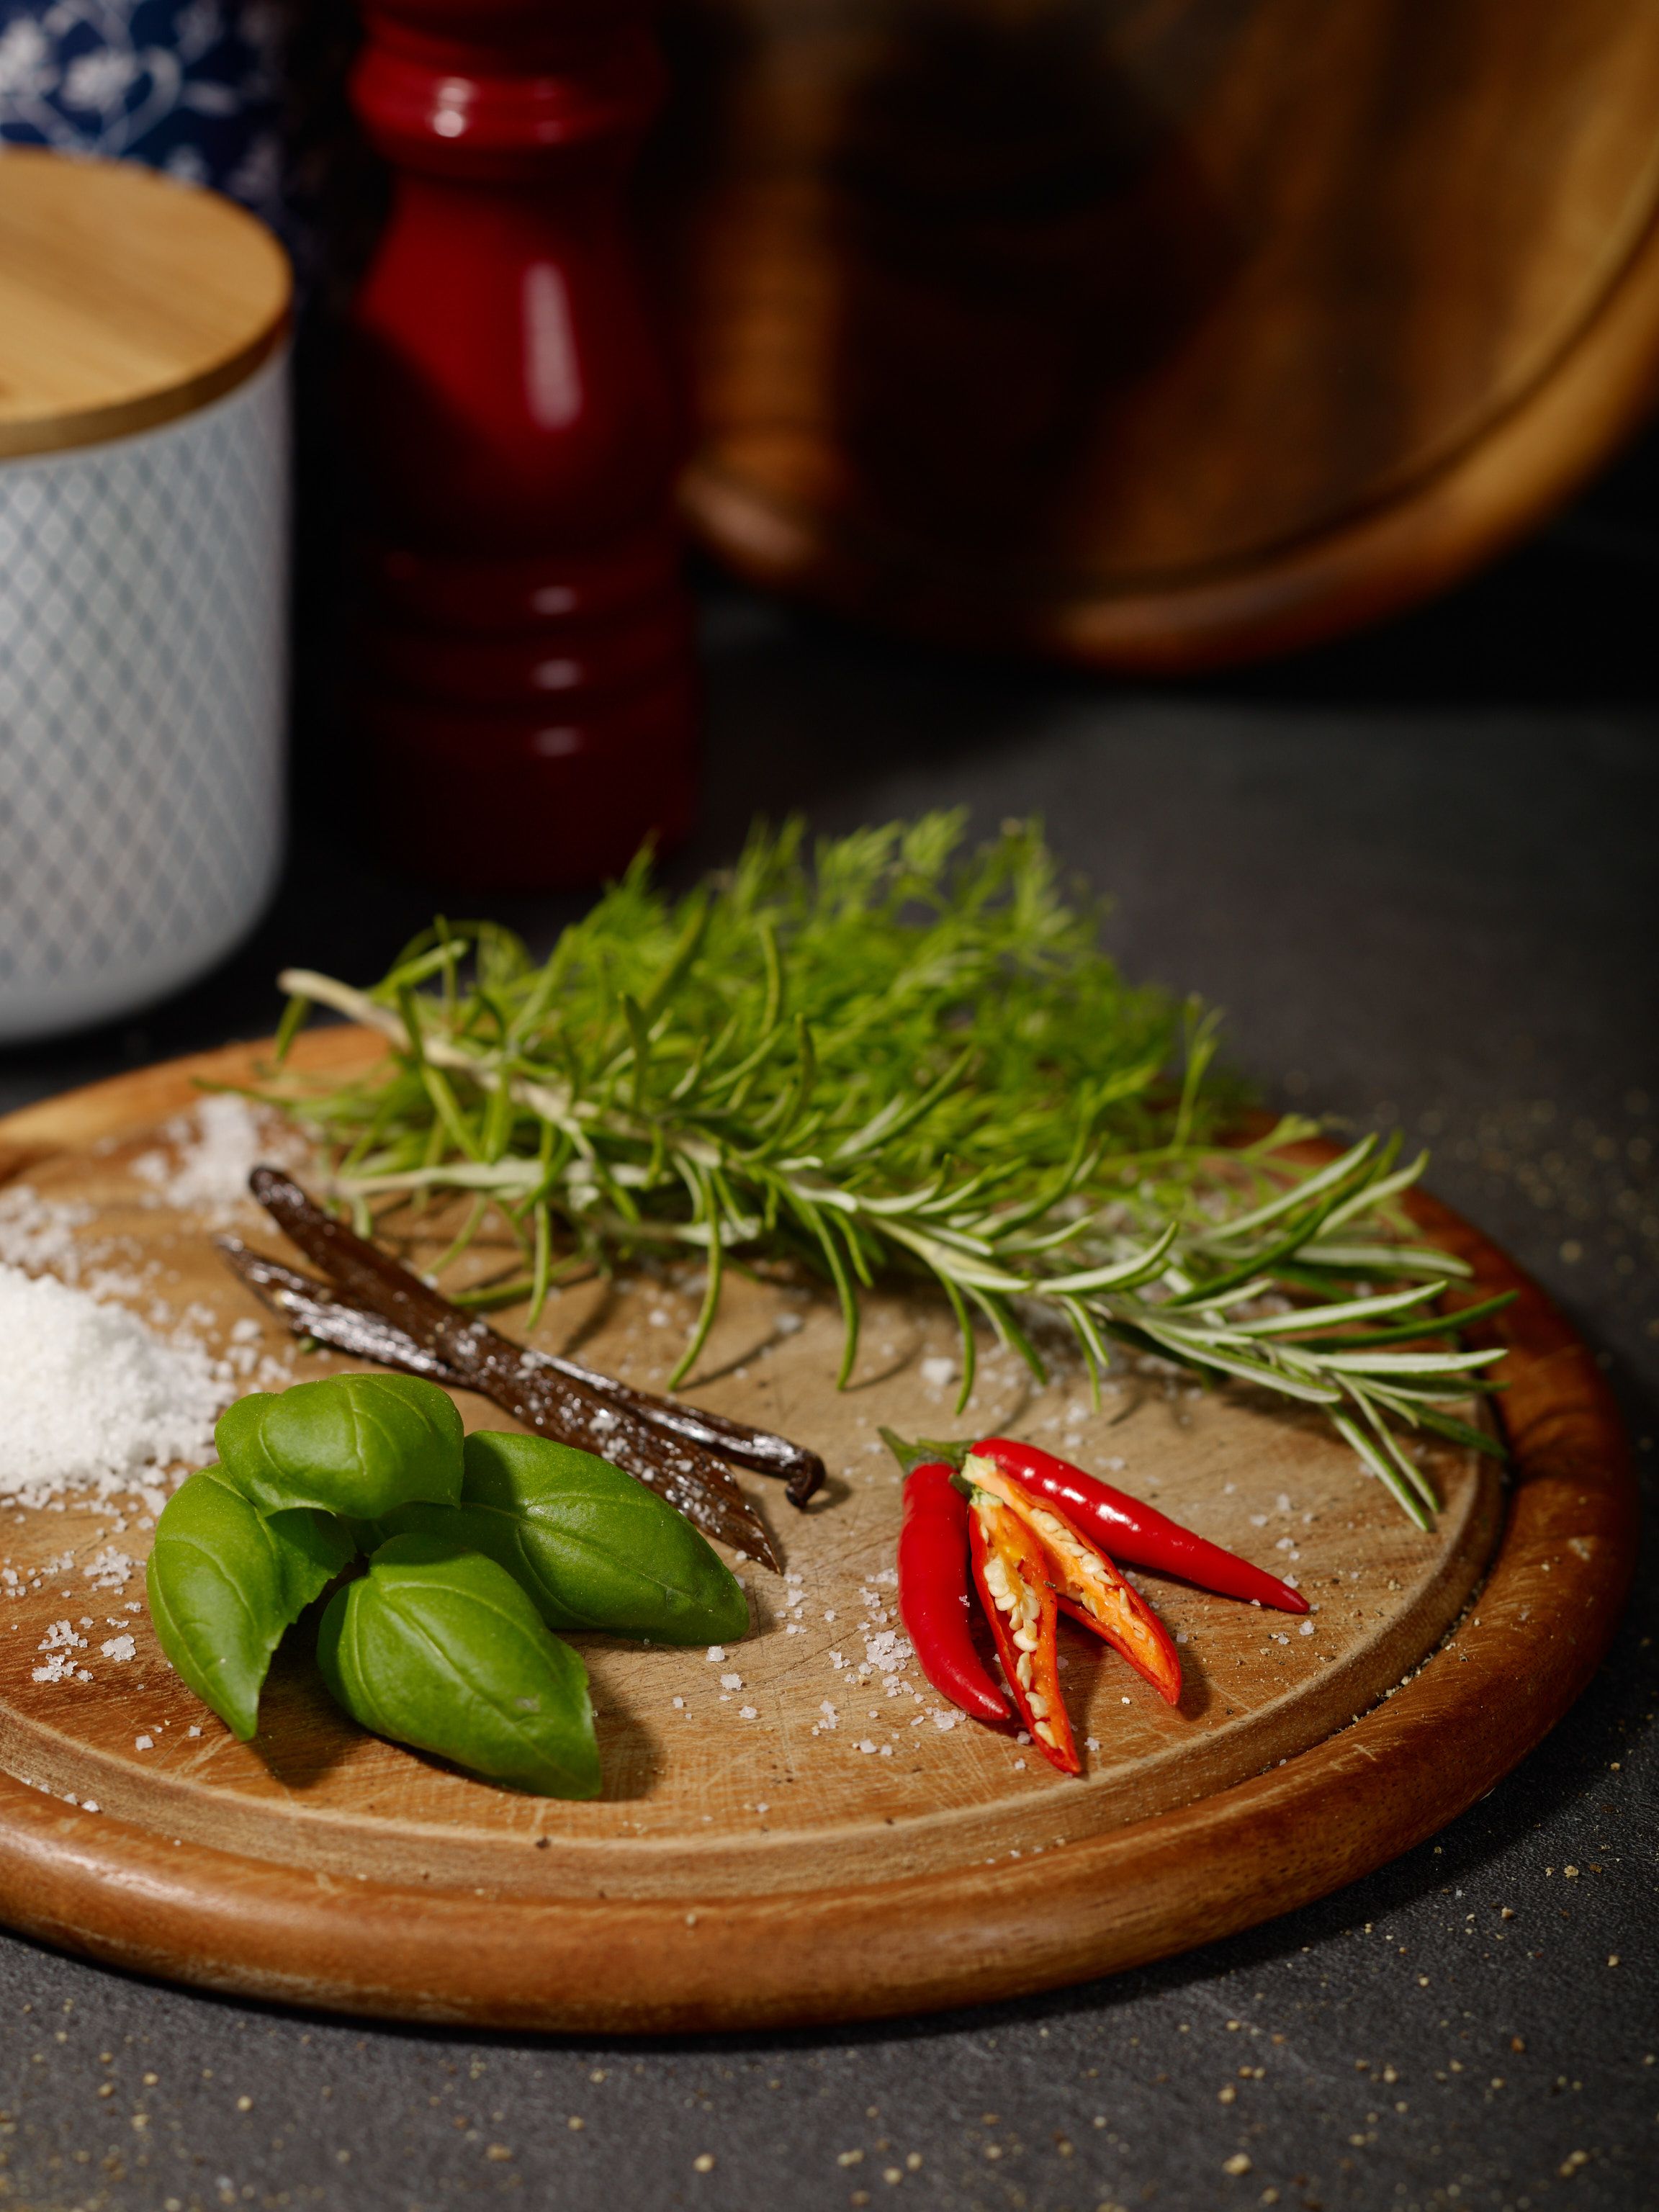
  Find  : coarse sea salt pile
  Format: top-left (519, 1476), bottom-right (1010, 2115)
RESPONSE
top-left (0, 1264), bottom-right (222, 1508)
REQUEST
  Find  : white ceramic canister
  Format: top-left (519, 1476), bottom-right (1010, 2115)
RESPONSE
top-left (0, 149), bottom-right (291, 1043)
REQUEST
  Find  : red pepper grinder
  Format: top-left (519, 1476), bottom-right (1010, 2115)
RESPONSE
top-left (347, 0), bottom-right (697, 889)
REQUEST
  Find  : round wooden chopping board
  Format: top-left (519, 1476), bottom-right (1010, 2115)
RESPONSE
top-left (0, 1034), bottom-right (1635, 2030)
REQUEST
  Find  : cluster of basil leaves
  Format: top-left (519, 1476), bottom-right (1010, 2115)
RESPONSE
top-left (145, 1373), bottom-right (748, 1798)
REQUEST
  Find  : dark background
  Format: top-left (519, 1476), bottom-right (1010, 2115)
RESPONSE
top-left (0, 423), bottom-right (1654, 2212)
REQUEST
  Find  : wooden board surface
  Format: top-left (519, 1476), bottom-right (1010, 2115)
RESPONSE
top-left (0, 1035), bottom-right (1635, 2030)
top-left (660, 0), bottom-right (1659, 667)
top-left (0, 150), bottom-right (289, 459)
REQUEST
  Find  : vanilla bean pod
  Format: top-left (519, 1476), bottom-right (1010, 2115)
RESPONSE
top-left (244, 1168), bottom-right (781, 1572)
top-left (237, 1186), bottom-right (822, 1509)
top-left (532, 1342), bottom-right (824, 1508)
top-left (219, 1239), bottom-right (472, 1388)
top-left (221, 1236), bottom-right (823, 1506)
top-left (245, 1174), bottom-right (822, 1505)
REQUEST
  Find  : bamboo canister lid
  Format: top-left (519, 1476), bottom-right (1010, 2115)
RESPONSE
top-left (0, 149), bottom-right (290, 460)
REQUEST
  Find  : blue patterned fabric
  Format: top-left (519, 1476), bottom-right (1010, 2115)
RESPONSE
top-left (0, 1), bottom-right (285, 225)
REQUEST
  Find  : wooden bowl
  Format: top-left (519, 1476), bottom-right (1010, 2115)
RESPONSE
top-left (657, 0), bottom-right (1659, 667)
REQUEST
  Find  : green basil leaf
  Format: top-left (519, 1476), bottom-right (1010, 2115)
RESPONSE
top-left (315, 1534), bottom-right (601, 1799)
top-left (146, 1468), bottom-right (354, 1740)
top-left (215, 1373), bottom-right (464, 1519)
top-left (382, 1430), bottom-right (750, 1645)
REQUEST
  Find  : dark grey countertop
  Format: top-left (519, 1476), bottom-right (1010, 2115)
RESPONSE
top-left (1, 444), bottom-right (1655, 2212)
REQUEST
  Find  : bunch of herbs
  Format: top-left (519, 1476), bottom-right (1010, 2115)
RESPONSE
top-left (256, 815), bottom-right (1503, 1529)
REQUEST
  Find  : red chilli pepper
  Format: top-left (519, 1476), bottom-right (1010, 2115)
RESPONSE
top-left (966, 1456), bottom-right (1182, 1730)
top-left (897, 1462), bottom-right (1010, 1724)
top-left (968, 1483), bottom-right (1079, 1773)
top-left (971, 1437), bottom-right (1309, 1615)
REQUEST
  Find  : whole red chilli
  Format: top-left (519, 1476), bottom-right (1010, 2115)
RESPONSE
top-left (970, 1437), bottom-right (1309, 1614)
top-left (897, 1462), bottom-right (1010, 1723)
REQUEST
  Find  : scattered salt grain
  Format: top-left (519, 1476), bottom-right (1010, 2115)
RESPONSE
top-left (705, 1646), bottom-right (725, 1663)
top-left (131, 1094), bottom-right (302, 1223)
top-left (134, 1735), bottom-right (153, 1751)
top-left (0, 1186), bottom-right (96, 1280)
top-left (83, 1547), bottom-right (136, 1591)
top-left (738, 1705), bottom-right (757, 1719)
top-left (31, 1617), bottom-right (92, 1683)
top-left (863, 1627), bottom-right (912, 1676)
top-left (719, 1672), bottom-right (742, 1691)
top-left (99, 1635), bottom-right (136, 1662)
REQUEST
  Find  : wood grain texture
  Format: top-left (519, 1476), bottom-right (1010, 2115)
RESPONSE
top-left (0, 1035), bottom-right (1633, 2029)
top-left (0, 150), bottom-right (290, 459)
top-left (660, 0), bottom-right (1659, 667)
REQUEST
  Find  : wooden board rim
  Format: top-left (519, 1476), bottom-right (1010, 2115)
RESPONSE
top-left (0, 1038), bottom-right (1636, 2031)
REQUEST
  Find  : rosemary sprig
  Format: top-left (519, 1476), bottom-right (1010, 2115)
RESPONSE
top-left (253, 815), bottom-right (1506, 1531)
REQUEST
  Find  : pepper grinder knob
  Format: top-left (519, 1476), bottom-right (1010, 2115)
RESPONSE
top-left (347, 0), bottom-right (697, 889)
